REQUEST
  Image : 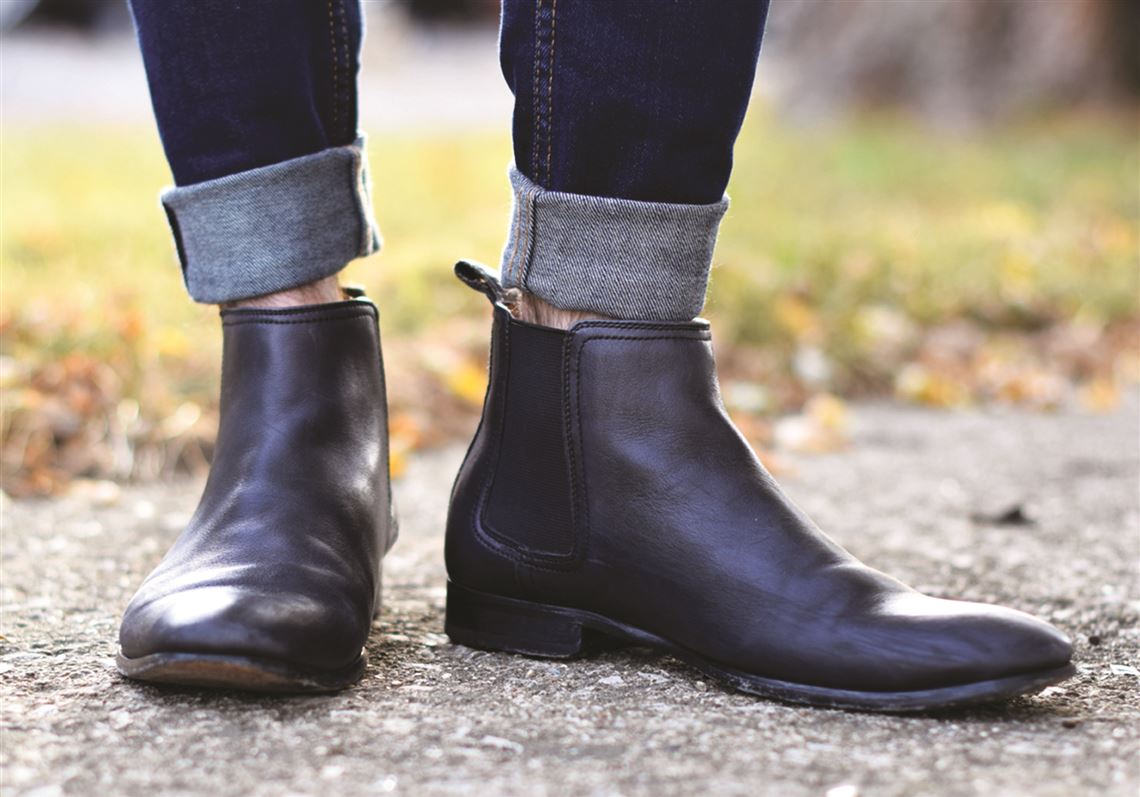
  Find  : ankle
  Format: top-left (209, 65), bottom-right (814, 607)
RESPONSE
top-left (506, 290), bottom-right (611, 330)
top-left (223, 275), bottom-right (343, 309)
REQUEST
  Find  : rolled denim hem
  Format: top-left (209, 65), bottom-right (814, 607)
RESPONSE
top-left (499, 166), bottom-right (728, 321)
top-left (161, 137), bottom-right (381, 304)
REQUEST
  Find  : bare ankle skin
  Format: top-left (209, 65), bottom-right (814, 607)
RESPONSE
top-left (223, 275), bottom-right (343, 309)
top-left (507, 290), bottom-right (611, 330)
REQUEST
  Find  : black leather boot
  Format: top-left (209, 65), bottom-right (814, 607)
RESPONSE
top-left (118, 290), bottom-right (395, 691)
top-left (445, 261), bottom-right (1074, 712)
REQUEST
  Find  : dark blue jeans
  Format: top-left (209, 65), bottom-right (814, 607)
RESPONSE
top-left (503, 0), bottom-right (768, 205)
top-left (129, 0), bottom-right (769, 318)
top-left (129, 0), bottom-right (364, 186)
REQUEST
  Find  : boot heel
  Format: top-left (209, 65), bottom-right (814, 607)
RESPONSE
top-left (445, 581), bottom-right (589, 658)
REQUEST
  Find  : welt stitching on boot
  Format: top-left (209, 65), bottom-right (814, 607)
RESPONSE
top-left (116, 295), bottom-right (394, 692)
top-left (445, 260), bottom-right (1075, 712)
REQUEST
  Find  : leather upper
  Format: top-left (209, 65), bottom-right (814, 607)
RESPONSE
top-left (119, 297), bottom-right (394, 671)
top-left (447, 266), bottom-right (1072, 693)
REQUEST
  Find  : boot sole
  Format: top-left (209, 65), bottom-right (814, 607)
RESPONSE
top-left (115, 650), bottom-right (365, 693)
top-left (445, 581), bottom-right (1076, 713)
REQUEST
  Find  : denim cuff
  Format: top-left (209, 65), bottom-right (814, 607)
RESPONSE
top-left (161, 137), bottom-right (380, 304)
top-left (499, 166), bottom-right (728, 321)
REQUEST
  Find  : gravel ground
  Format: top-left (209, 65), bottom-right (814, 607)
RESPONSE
top-left (2, 399), bottom-right (1137, 797)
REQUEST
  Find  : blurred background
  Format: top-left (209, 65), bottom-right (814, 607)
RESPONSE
top-left (2, 0), bottom-right (1137, 497)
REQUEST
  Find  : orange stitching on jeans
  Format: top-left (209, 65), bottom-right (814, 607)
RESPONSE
top-left (530, 0), bottom-right (544, 179)
top-left (546, 0), bottom-right (557, 184)
top-left (327, 0), bottom-right (339, 133)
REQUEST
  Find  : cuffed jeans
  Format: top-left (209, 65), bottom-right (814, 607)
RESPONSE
top-left (129, 0), bottom-right (769, 319)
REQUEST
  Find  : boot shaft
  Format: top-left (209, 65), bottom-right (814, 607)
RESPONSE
top-left (445, 261), bottom-right (717, 595)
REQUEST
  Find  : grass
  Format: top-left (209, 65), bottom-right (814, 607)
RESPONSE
top-left (718, 112), bottom-right (1138, 333)
top-left (2, 110), bottom-right (1138, 492)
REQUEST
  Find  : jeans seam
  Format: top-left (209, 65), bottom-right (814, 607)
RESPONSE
top-left (336, 0), bottom-right (351, 142)
top-left (531, 0), bottom-right (556, 185)
top-left (545, 0), bottom-right (557, 185)
top-left (519, 187), bottom-right (537, 290)
top-left (505, 183), bottom-right (537, 290)
top-left (522, 188), bottom-right (538, 291)
top-left (327, 0), bottom-right (340, 136)
top-left (530, 2), bottom-right (542, 180)
top-left (352, 144), bottom-right (377, 255)
top-left (162, 204), bottom-right (189, 290)
top-left (504, 185), bottom-right (525, 286)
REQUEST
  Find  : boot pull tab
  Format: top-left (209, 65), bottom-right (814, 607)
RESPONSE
top-left (455, 260), bottom-right (511, 307)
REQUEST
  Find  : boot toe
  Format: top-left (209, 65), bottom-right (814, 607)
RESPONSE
top-left (986, 607), bottom-right (1073, 676)
top-left (119, 584), bottom-right (367, 672)
top-left (880, 593), bottom-right (1073, 689)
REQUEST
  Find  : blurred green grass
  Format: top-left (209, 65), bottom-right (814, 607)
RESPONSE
top-left (2, 111), bottom-right (1138, 492)
top-left (5, 113), bottom-right (1136, 340)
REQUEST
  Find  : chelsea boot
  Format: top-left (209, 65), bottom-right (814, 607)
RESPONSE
top-left (118, 291), bottom-right (395, 691)
top-left (444, 261), bottom-right (1073, 712)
